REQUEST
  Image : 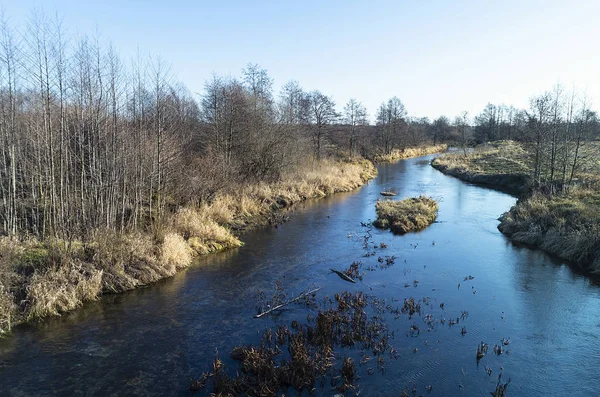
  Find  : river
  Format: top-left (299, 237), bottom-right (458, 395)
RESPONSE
top-left (1, 154), bottom-right (599, 396)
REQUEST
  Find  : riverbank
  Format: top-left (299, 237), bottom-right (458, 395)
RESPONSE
top-left (430, 141), bottom-right (532, 195)
top-left (431, 141), bottom-right (600, 274)
top-left (373, 144), bottom-right (448, 163)
top-left (498, 188), bottom-right (600, 273)
top-left (0, 158), bottom-right (377, 335)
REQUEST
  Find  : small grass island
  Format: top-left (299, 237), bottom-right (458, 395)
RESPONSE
top-left (374, 196), bottom-right (439, 234)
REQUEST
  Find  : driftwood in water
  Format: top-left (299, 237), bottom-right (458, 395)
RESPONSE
top-left (380, 191), bottom-right (397, 197)
top-left (254, 287), bottom-right (322, 318)
top-left (330, 268), bottom-right (356, 283)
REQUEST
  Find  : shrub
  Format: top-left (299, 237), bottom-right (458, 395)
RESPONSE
top-left (160, 233), bottom-right (192, 270)
top-left (26, 260), bottom-right (103, 319)
top-left (374, 196), bottom-right (439, 234)
top-left (172, 207), bottom-right (242, 255)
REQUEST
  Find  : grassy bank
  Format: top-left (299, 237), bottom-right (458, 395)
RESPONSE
top-left (373, 196), bottom-right (438, 234)
top-left (430, 141), bottom-right (532, 195)
top-left (0, 158), bottom-right (377, 335)
top-left (498, 189), bottom-right (600, 273)
top-left (432, 141), bottom-right (600, 273)
top-left (373, 144), bottom-right (448, 163)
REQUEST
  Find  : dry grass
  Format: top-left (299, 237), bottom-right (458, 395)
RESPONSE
top-left (374, 196), bottom-right (439, 234)
top-left (160, 233), bottom-right (193, 270)
top-left (191, 157), bottom-right (377, 230)
top-left (499, 188), bottom-right (600, 272)
top-left (433, 141), bottom-right (531, 174)
top-left (26, 260), bottom-right (103, 320)
top-left (431, 141), bottom-right (532, 194)
top-left (373, 144), bottom-right (448, 163)
top-left (0, 237), bottom-right (45, 332)
top-left (86, 231), bottom-right (154, 293)
top-left (172, 208), bottom-right (242, 255)
top-left (0, 158), bottom-right (378, 331)
top-left (0, 282), bottom-right (16, 334)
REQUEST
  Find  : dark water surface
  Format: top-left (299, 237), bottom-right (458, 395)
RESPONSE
top-left (2, 155), bottom-right (600, 396)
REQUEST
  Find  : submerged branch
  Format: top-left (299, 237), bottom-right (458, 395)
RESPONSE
top-left (254, 287), bottom-right (322, 318)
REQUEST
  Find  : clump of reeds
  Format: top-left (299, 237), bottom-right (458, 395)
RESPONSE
top-left (374, 196), bottom-right (438, 234)
top-left (476, 341), bottom-right (488, 360)
top-left (333, 356), bottom-right (357, 392)
top-left (401, 297), bottom-right (422, 318)
top-left (0, 282), bottom-right (16, 334)
top-left (26, 260), bottom-right (103, 319)
top-left (491, 374), bottom-right (511, 397)
top-left (193, 290), bottom-right (393, 395)
top-left (344, 261), bottom-right (363, 281)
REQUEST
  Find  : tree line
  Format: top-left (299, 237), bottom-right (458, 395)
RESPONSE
top-left (470, 86), bottom-right (600, 192)
top-left (0, 12), bottom-right (439, 241)
top-left (1, 11), bottom-right (598, 240)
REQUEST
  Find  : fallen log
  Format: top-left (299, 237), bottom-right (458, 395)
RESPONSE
top-left (254, 287), bottom-right (322, 318)
top-left (380, 191), bottom-right (397, 196)
top-left (330, 268), bottom-right (356, 283)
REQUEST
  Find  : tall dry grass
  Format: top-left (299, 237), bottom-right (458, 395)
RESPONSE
top-left (431, 141), bottom-right (532, 195)
top-left (0, 157), bottom-right (378, 331)
top-left (1, 237), bottom-right (34, 333)
top-left (374, 196), bottom-right (439, 234)
top-left (499, 188), bottom-right (600, 272)
top-left (160, 233), bottom-right (193, 270)
top-left (373, 144), bottom-right (448, 163)
top-left (173, 208), bottom-right (242, 255)
top-left (0, 282), bottom-right (16, 334)
top-left (26, 260), bottom-right (103, 320)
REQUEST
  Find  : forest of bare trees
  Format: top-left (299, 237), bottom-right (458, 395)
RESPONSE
top-left (1, 11), bottom-right (599, 242)
top-left (0, 13), bottom-right (203, 240)
top-left (0, 13), bottom-right (440, 243)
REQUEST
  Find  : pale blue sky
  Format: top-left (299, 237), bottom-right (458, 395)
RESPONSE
top-left (2, 0), bottom-right (599, 121)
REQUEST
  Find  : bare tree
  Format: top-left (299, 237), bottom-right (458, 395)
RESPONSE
top-left (376, 97), bottom-right (407, 154)
top-left (527, 92), bottom-right (553, 186)
top-left (303, 90), bottom-right (337, 161)
top-left (454, 111), bottom-right (471, 156)
top-left (278, 80), bottom-right (304, 125)
top-left (343, 98), bottom-right (367, 156)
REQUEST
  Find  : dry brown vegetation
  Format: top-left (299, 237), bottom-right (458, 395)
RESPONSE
top-left (499, 188), bottom-right (600, 273)
top-left (192, 290), bottom-right (393, 396)
top-left (0, 158), bottom-right (376, 335)
top-left (433, 140), bottom-right (600, 273)
top-left (373, 144), bottom-right (448, 163)
top-left (431, 141), bottom-right (533, 195)
top-left (374, 196), bottom-right (439, 234)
